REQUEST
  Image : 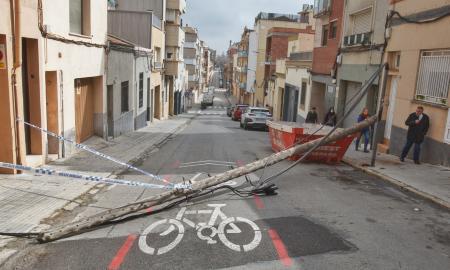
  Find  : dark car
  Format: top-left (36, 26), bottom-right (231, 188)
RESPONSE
top-left (227, 105), bottom-right (235, 117)
top-left (231, 105), bottom-right (249, 121)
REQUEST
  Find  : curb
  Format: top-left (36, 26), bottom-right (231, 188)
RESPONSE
top-left (342, 158), bottom-right (450, 210)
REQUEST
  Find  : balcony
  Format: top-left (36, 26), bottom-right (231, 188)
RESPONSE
top-left (313, 0), bottom-right (330, 17)
top-left (237, 66), bottom-right (248, 73)
top-left (289, 51), bottom-right (313, 61)
top-left (166, 25), bottom-right (184, 47)
top-left (153, 61), bottom-right (163, 71)
top-left (343, 32), bottom-right (372, 47)
top-left (238, 51), bottom-right (248, 58)
top-left (275, 59), bottom-right (286, 74)
top-left (165, 61), bottom-right (183, 76)
top-left (185, 58), bottom-right (195, 65)
top-left (184, 42), bottom-right (196, 49)
top-left (167, 0), bottom-right (186, 13)
top-left (255, 12), bottom-right (299, 23)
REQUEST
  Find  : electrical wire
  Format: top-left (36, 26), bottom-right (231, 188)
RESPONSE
top-left (257, 63), bottom-right (387, 187)
top-left (389, 9), bottom-right (450, 25)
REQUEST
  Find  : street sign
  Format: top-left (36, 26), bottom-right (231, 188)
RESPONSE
top-left (0, 44), bottom-right (6, 69)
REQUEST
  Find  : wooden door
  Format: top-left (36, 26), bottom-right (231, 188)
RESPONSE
top-left (46, 71), bottom-right (59, 154)
top-left (75, 78), bottom-right (94, 143)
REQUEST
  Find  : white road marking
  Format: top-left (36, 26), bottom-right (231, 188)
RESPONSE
top-left (139, 204), bottom-right (262, 255)
top-left (179, 163), bottom-right (234, 168)
top-left (181, 160), bottom-right (235, 165)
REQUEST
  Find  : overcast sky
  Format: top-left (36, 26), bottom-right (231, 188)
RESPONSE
top-left (184, 0), bottom-right (314, 54)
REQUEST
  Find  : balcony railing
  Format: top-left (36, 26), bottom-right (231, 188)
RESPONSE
top-left (343, 32), bottom-right (372, 47)
top-left (314, 0), bottom-right (330, 17)
top-left (167, 0), bottom-right (186, 13)
top-left (188, 75), bottom-right (198, 82)
top-left (255, 12), bottom-right (299, 23)
top-left (238, 51), bottom-right (248, 58)
top-left (289, 51), bottom-right (313, 61)
top-left (153, 61), bottom-right (163, 70)
top-left (238, 66), bottom-right (248, 73)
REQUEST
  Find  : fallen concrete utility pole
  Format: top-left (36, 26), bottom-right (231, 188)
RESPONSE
top-left (37, 116), bottom-right (377, 242)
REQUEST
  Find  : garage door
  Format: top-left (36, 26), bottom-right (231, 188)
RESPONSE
top-left (343, 81), bottom-right (364, 128)
top-left (75, 78), bottom-right (94, 143)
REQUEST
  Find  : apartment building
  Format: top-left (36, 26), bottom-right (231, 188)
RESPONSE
top-left (165, 0), bottom-right (186, 115)
top-left (183, 26), bottom-right (201, 99)
top-left (311, 0), bottom-right (345, 121)
top-left (236, 28), bottom-right (253, 104)
top-left (0, 0), bottom-right (108, 172)
top-left (108, 9), bottom-right (167, 123)
top-left (225, 42), bottom-right (238, 95)
top-left (265, 26), bottom-right (314, 115)
top-left (336, 0), bottom-right (389, 128)
top-left (105, 35), bottom-right (152, 138)
top-left (253, 12), bottom-right (312, 107)
top-left (112, 0), bottom-right (168, 120)
top-left (378, 0), bottom-right (450, 166)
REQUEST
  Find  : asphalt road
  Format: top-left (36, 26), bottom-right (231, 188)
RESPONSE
top-left (4, 71), bottom-right (450, 270)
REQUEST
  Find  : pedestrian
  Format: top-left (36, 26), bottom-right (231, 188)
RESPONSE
top-left (355, 108), bottom-right (370, 153)
top-left (400, 106), bottom-right (430, 164)
top-left (306, 107), bottom-right (318, 124)
top-left (323, 107), bottom-right (337, 126)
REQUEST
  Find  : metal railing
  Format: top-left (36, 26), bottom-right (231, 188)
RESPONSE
top-left (416, 50), bottom-right (450, 105)
top-left (255, 12), bottom-right (299, 23)
top-left (343, 32), bottom-right (372, 47)
top-left (289, 51), bottom-right (313, 61)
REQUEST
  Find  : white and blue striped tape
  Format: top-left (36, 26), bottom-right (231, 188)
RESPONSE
top-left (0, 162), bottom-right (191, 190)
top-left (18, 119), bottom-right (173, 187)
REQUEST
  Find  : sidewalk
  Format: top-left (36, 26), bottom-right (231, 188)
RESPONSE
top-left (0, 114), bottom-right (194, 264)
top-left (343, 147), bottom-right (450, 209)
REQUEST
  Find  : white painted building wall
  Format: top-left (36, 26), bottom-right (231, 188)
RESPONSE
top-left (42, 0), bottom-right (107, 153)
top-left (247, 31), bottom-right (258, 93)
top-left (286, 66), bottom-right (311, 121)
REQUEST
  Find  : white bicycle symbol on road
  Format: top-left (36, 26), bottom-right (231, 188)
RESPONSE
top-left (139, 204), bottom-right (262, 255)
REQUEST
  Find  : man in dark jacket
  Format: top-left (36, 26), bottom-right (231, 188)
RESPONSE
top-left (305, 107), bottom-right (318, 124)
top-left (400, 106), bottom-right (430, 164)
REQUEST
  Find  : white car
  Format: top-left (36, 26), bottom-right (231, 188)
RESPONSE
top-left (240, 107), bottom-right (272, 130)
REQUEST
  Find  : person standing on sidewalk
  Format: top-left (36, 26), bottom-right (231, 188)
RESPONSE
top-left (323, 107), bottom-right (337, 126)
top-left (355, 108), bottom-right (371, 153)
top-left (400, 106), bottom-right (430, 164)
top-left (306, 107), bottom-right (318, 124)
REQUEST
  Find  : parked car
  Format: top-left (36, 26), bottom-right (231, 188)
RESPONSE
top-left (240, 107), bottom-right (272, 130)
top-left (231, 105), bottom-right (249, 121)
top-left (227, 105), bottom-right (235, 117)
top-left (201, 93), bottom-right (214, 109)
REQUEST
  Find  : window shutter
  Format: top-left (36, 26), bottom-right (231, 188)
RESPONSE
top-left (353, 10), bottom-right (372, 34)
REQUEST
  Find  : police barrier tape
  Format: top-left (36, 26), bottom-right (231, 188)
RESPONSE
top-left (19, 119), bottom-right (173, 186)
top-left (0, 162), bottom-right (192, 190)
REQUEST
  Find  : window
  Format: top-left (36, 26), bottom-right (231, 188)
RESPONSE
top-left (70, 0), bottom-right (90, 35)
top-left (416, 50), bottom-right (450, 105)
top-left (321, 25), bottom-right (329, 46)
top-left (121, 81), bottom-right (129, 113)
top-left (139, 73), bottom-right (144, 108)
top-left (330, 21), bottom-right (338, 39)
top-left (300, 82), bottom-right (307, 109)
top-left (351, 9), bottom-right (372, 35)
top-left (167, 52), bottom-right (173, 59)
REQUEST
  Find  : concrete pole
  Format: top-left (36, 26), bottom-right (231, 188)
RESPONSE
top-left (37, 115), bottom-right (378, 242)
